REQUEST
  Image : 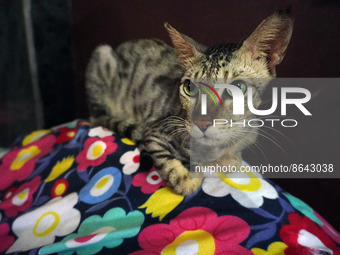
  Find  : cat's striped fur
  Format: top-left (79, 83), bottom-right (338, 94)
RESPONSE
top-left (86, 9), bottom-right (293, 195)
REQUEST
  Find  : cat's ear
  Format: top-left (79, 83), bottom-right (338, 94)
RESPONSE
top-left (165, 23), bottom-right (207, 68)
top-left (240, 8), bottom-right (294, 75)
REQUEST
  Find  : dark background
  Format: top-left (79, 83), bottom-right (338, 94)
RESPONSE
top-left (1, 0), bottom-right (339, 227)
top-left (0, 0), bottom-right (75, 145)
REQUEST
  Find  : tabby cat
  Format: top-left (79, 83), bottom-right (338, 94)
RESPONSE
top-left (85, 9), bottom-right (293, 196)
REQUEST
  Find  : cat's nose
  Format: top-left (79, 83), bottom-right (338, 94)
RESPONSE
top-left (194, 120), bottom-right (213, 132)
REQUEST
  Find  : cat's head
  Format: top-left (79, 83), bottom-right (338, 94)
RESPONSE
top-left (165, 9), bottom-right (293, 154)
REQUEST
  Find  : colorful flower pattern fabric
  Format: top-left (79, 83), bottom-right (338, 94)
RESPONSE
top-left (0, 120), bottom-right (339, 254)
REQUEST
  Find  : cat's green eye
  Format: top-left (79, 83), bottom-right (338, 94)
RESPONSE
top-left (226, 79), bottom-right (247, 97)
top-left (183, 79), bottom-right (199, 97)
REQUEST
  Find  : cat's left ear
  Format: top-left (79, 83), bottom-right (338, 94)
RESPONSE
top-left (240, 8), bottom-right (294, 75)
top-left (165, 23), bottom-right (208, 69)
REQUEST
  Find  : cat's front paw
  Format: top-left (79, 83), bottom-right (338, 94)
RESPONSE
top-left (163, 160), bottom-right (203, 196)
top-left (170, 175), bottom-right (203, 196)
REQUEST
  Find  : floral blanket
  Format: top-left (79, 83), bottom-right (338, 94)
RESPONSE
top-left (0, 120), bottom-right (339, 255)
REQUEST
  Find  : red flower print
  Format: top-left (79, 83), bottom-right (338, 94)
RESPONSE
top-left (0, 223), bottom-right (15, 253)
top-left (131, 207), bottom-right (252, 255)
top-left (280, 213), bottom-right (340, 255)
top-left (56, 127), bottom-right (78, 143)
top-left (51, 179), bottom-right (69, 198)
top-left (0, 135), bottom-right (55, 190)
top-left (0, 176), bottom-right (41, 217)
top-left (132, 167), bottom-right (166, 194)
top-left (76, 136), bottom-right (117, 171)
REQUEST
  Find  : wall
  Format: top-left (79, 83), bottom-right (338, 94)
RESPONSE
top-left (0, 0), bottom-right (75, 146)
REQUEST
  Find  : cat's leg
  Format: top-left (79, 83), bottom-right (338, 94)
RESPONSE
top-left (86, 45), bottom-right (144, 141)
top-left (140, 135), bottom-right (203, 196)
top-left (85, 45), bottom-right (120, 120)
top-left (86, 45), bottom-right (119, 94)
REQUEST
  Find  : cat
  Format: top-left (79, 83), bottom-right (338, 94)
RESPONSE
top-left (85, 8), bottom-right (293, 196)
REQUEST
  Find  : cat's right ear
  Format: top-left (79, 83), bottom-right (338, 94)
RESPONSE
top-left (165, 23), bottom-right (207, 68)
top-left (240, 8), bottom-right (294, 75)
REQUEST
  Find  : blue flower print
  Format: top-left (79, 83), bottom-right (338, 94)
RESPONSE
top-left (79, 167), bottom-right (122, 204)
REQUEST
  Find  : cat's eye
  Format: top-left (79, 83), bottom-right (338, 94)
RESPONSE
top-left (183, 79), bottom-right (199, 97)
top-left (226, 79), bottom-right (247, 97)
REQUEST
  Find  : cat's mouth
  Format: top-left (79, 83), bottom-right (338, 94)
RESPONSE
top-left (190, 124), bottom-right (229, 146)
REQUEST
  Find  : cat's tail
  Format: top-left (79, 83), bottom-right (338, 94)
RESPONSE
top-left (85, 45), bottom-right (120, 118)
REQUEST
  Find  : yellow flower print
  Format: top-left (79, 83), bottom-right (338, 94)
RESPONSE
top-left (251, 241), bottom-right (287, 255)
top-left (22, 130), bottom-right (51, 146)
top-left (10, 146), bottom-right (41, 171)
top-left (217, 171), bottom-right (262, 192)
top-left (45, 156), bottom-right (75, 182)
top-left (202, 162), bottom-right (278, 208)
top-left (139, 187), bottom-right (184, 220)
top-left (121, 138), bottom-right (135, 145)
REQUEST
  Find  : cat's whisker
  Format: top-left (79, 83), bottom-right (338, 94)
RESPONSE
top-left (158, 122), bottom-right (184, 128)
top-left (260, 125), bottom-right (294, 145)
top-left (158, 124), bottom-right (186, 134)
top-left (242, 138), bottom-right (258, 156)
top-left (168, 128), bottom-right (187, 137)
top-left (231, 127), bottom-right (285, 154)
top-left (258, 128), bottom-right (281, 144)
top-left (249, 130), bottom-right (286, 154)
top-left (249, 141), bottom-right (267, 162)
top-left (157, 118), bottom-right (186, 128)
